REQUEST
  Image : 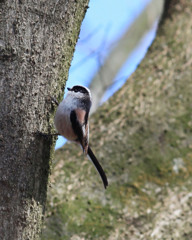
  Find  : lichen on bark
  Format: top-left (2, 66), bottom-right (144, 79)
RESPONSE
top-left (0, 0), bottom-right (89, 239)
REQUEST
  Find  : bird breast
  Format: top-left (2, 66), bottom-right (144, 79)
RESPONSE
top-left (54, 101), bottom-right (77, 141)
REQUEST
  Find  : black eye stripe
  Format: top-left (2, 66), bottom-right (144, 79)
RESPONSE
top-left (71, 85), bottom-right (89, 95)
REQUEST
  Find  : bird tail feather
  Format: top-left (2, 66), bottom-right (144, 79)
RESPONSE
top-left (87, 146), bottom-right (108, 189)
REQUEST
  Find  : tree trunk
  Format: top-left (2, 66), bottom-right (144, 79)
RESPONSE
top-left (42, 0), bottom-right (192, 239)
top-left (0, 0), bottom-right (89, 239)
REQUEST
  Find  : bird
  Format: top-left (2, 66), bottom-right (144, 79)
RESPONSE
top-left (54, 85), bottom-right (108, 189)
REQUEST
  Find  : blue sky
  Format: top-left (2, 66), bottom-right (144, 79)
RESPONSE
top-left (55, 0), bottom-right (157, 149)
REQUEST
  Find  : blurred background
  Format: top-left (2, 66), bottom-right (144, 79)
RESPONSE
top-left (55, 0), bottom-right (163, 149)
top-left (43, 1), bottom-right (192, 239)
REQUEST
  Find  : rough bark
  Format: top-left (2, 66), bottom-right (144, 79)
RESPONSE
top-left (0, 0), bottom-right (89, 239)
top-left (42, 0), bottom-right (192, 239)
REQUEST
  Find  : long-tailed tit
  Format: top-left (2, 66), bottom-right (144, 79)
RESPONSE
top-left (54, 85), bottom-right (108, 189)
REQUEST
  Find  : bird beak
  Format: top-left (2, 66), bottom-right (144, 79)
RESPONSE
top-left (67, 87), bottom-right (72, 91)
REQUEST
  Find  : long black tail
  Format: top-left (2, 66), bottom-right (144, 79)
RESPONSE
top-left (87, 146), bottom-right (108, 189)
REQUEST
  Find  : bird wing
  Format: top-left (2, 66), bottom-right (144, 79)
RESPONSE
top-left (70, 109), bottom-right (88, 153)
